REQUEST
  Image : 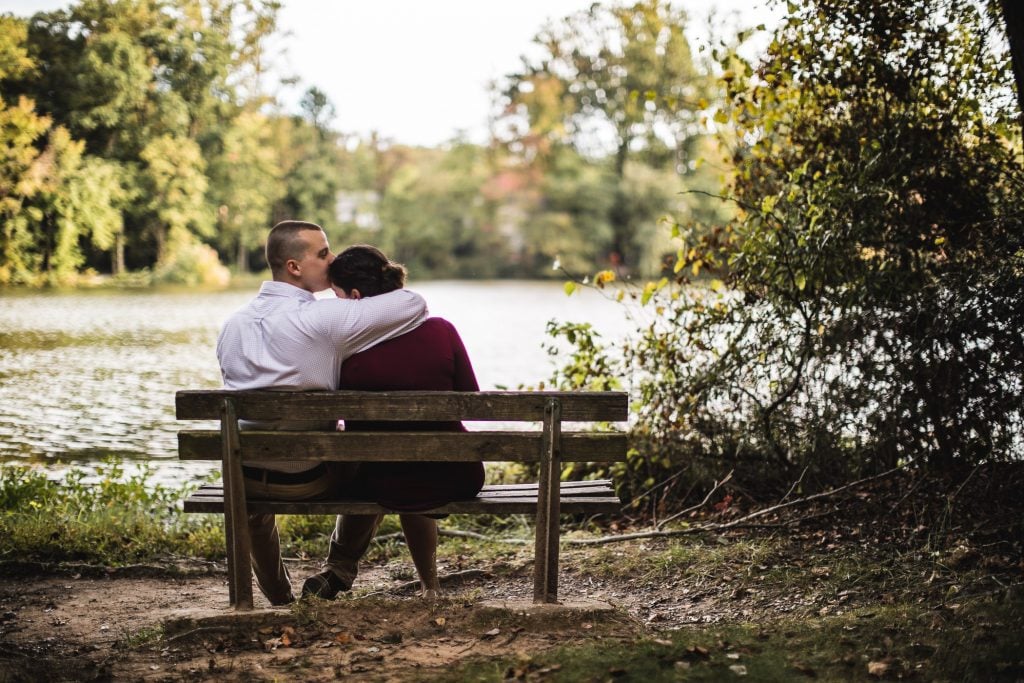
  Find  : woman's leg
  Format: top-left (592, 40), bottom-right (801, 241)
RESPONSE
top-left (399, 514), bottom-right (440, 595)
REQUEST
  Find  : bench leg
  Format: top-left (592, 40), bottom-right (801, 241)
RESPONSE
top-left (533, 398), bottom-right (562, 603)
top-left (221, 398), bottom-right (254, 610)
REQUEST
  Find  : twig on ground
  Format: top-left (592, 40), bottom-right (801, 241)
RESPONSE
top-left (371, 529), bottom-right (530, 545)
top-left (654, 470), bottom-right (734, 531)
top-left (360, 569), bottom-right (491, 597)
top-left (777, 465), bottom-right (809, 506)
top-left (165, 626), bottom-right (230, 643)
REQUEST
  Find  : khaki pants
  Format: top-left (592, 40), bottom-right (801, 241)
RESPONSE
top-left (243, 464), bottom-right (373, 603)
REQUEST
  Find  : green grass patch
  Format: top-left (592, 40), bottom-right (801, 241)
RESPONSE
top-left (0, 459), bottom-right (222, 565)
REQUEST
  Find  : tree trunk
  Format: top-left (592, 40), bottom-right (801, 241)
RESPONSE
top-left (236, 238), bottom-right (247, 273)
top-left (1000, 0), bottom-right (1024, 133)
top-left (113, 233), bottom-right (125, 276)
top-left (609, 139), bottom-right (631, 269)
top-left (154, 225), bottom-right (166, 264)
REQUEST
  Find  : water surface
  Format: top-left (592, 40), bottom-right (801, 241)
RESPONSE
top-left (0, 281), bottom-right (632, 485)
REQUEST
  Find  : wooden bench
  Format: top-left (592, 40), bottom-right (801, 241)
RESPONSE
top-left (175, 390), bottom-right (628, 610)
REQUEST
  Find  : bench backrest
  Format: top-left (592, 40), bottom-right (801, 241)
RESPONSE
top-left (175, 390), bottom-right (628, 464)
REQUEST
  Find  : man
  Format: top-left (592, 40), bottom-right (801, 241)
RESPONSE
top-left (216, 220), bottom-right (427, 605)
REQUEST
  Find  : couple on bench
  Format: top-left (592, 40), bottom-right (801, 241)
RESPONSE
top-left (216, 220), bottom-right (483, 606)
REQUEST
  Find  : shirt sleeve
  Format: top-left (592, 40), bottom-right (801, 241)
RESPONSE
top-left (313, 289), bottom-right (428, 360)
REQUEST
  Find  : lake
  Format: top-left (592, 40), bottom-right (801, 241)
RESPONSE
top-left (0, 281), bottom-right (634, 485)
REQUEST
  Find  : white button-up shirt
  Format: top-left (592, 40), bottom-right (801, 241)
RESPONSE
top-left (216, 280), bottom-right (428, 471)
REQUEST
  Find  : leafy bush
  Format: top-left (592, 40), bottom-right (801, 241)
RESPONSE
top-left (552, 0), bottom-right (1024, 508)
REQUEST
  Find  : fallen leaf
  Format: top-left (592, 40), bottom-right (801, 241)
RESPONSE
top-left (482, 628), bottom-right (500, 639)
top-left (867, 660), bottom-right (890, 677)
top-left (688, 645), bottom-right (710, 658)
top-left (582, 622), bottom-right (593, 629)
top-left (653, 638), bottom-right (673, 646)
top-left (334, 632), bottom-right (352, 644)
top-left (729, 664), bottom-right (748, 675)
top-left (434, 617), bottom-right (446, 627)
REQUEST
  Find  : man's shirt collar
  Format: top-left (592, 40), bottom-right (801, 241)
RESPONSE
top-left (258, 280), bottom-right (317, 301)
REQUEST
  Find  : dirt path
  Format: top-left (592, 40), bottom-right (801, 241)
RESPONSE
top-left (0, 558), bottom-right (647, 682)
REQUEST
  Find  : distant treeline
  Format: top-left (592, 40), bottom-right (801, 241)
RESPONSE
top-left (0, 0), bottom-right (732, 287)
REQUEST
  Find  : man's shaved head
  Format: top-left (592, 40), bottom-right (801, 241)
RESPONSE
top-left (266, 220), bottom-right (324, 278)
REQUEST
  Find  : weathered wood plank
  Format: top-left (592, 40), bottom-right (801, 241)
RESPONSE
top-left (183, 494), bottom-right (621, 515)
top-left (176, 390), bottom-right (627, 422)
top-left (187, 482), bottom-right (615, 501)
top-left (177, 430), bottom-right (627, 463)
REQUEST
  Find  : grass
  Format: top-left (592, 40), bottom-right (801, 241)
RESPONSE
top-left (446, 597), bottom-right (1024, 682)
top-left (0, 459), bottom-right (224, 565)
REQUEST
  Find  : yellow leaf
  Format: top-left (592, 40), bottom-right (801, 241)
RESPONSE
top-left (641, 282), bottom-right (657, 305)
top-left (691, 260), bottom-right (703, 277)
top-left (713, 109), bottom-right (729, 124)
top-left (564, 281), bottom-right (577, 296)
top-left (934, 236), bottom-right (946, 246)
top-left (710, 278), bottom-right (724, 292)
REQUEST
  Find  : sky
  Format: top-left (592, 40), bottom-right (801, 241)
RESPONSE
top-left (7, 0), bottom-right (778, 147)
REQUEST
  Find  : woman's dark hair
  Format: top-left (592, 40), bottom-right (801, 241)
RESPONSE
top-left (328, 245), bottom-right (407, 297)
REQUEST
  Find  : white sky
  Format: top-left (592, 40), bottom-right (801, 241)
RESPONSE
top-left (7, 0), bottom-right (778, 147)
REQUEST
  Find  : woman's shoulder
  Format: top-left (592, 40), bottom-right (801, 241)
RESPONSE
top-left (423, 317), bottom-right (456, 330)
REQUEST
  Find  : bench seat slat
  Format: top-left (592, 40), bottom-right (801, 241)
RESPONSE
top-left (183, 483), bottom-right (620, 515)
top-left (176, 390), bottom-right (627, 422)
top-left (187, 480), bottom-right (614, 501)
top-left (178, 430), bottom-right (626, 462)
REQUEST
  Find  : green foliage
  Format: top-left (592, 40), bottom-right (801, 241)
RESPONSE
top-left (552, 0), bottom-right (1024, 504)
top-left (0, 459), bottom-right (221, 564)
top-left (152, 238), bottom-right (230, 287)
top-left (498, 0), bottom-right (716, 274)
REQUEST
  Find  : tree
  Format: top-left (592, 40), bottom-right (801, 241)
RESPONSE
top-left (138, 134), bottom-right (211, 264)
top-left (553, 0), bottom-right (1024, 500)
top-left (209, 110), bottom-right (281, 271)
top-left (501, 0), bottom-right (704, 270)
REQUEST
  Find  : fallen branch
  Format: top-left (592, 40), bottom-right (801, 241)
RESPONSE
top-left (371, 529), bottom-right (530, 545)
top-left (570, 460), bottom-right (914, 546)
top-left (654, 470), bottom-right (733, 531)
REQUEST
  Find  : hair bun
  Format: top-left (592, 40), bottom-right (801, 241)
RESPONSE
top-left (381, 261), bottom-right (407, 289)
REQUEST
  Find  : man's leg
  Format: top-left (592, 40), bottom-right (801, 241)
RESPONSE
top-left (302, 513), bottom-right (382, 598)
top-left (247, 513), bottom-right (295, 605)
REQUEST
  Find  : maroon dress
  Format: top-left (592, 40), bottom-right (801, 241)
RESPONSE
top-left (340, 317), bottom-right (485, 510)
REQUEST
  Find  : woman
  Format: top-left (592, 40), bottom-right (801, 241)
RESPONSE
top-left (304, 245), bottom-right (484, 599)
